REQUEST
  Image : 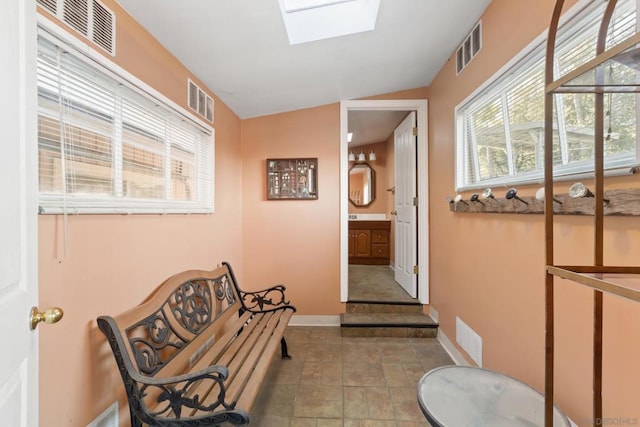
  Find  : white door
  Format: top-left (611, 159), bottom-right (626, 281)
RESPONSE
top-left (394, 112), bottom-right (417, 298)
top-left (0, 1), bottom-right (39, 426)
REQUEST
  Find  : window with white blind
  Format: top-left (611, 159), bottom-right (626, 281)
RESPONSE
top-left (455, 0), bottom-right (639, 191)
top-left (37, 31), bottom-right (214, 214)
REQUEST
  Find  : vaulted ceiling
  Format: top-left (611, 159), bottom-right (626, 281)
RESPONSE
top-left (117, 0), bottom-right (490, 143)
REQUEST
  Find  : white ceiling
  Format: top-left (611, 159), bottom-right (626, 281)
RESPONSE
top-left (117, 0), bottom-right (491, 122)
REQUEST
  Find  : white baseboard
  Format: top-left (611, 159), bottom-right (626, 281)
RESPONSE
top-left (428, 307), bottom-right (439, 323)
top-left (289, 315), bottom-right (341, 326)
top-left (437, 328), bottom-right (470, 366)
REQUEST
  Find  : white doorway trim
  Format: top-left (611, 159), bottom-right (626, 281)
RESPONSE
top-left (340, 99), bottom-right (429, 304)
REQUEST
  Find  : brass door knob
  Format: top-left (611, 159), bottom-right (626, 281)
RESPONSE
top-left (29, 306), bottom-right (64, 330)
top-left (391, 210), bottom-right (397, 216)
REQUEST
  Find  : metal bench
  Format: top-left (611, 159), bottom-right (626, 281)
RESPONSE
top-left (97, 262), bottom-right (296, 426)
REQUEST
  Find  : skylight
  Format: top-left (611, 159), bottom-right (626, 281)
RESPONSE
top-left (278, 0), bottom-right (380, 45)
top-left (283, 0), bottom-right (356, 13)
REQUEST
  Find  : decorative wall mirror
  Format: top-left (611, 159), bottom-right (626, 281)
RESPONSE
top-left (349, 163), bottom-right (376, 207)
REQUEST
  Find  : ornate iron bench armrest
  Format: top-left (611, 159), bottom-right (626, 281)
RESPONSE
top-left (98, 315), bottom-right (246, 425)
top-left (239, 284), bottom-right (296, 313)
top-left (128, 365), bottom-right (248, 424)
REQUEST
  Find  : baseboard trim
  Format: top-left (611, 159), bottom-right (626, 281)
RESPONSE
top-left (289, 315), bottom-right (341, 326)
top-left (436, 327), bottom-right (470, 366)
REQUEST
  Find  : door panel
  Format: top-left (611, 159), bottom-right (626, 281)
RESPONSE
top-left (354, 230), bottom-right (371, 257)
top-left (0, 0), bottom-right (38, 425)
top-left (394, 112), bottom-right (417, 298)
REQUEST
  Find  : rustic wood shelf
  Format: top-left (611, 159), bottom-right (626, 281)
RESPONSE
top-left (449, 188), bottom-right (640, 215)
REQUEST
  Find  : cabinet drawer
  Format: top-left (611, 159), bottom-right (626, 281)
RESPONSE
top-left (371, 244), bottom-right (389, 258)
top-left (371, 231), bottom-right (389, 243)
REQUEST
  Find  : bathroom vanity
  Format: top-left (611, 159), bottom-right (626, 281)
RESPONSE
top-left (348, 220), bottom-right (390, 265)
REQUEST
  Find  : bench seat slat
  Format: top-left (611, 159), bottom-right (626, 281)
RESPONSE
top-left (234, 309), bottom-right (294, 410)
top-left (190, 309), bottom-right (292, 419)
top-left (183, 312), bottom-right (273, 417)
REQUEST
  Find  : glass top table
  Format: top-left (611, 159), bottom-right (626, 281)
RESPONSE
top-left (417, 366), bottom-right (570, 426)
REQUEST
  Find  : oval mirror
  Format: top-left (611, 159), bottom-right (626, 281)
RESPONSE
top-left (349, 163), bottom-right (376, 207)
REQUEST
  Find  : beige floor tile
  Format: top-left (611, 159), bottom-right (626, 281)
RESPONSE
top-left (342, 342), bottom-right (381, 364)
top-left (310, 326), bottom-right (344, 343)
top-left (389, 387), bottom-right (425, 422)
top-left (264, 359), bottom-right (304, 385)
top-left (249, 414), bottom-right (291, 426)
top-left (317, 419), bottom-right (344, 427)
top-left (343, 420), bottom-right (397, 427)
top-left (298, 384), bottom-right (344, 401)
top-left (344, 361), bottom-right (386, 387)
top-left (343, 386), bottom-right (369, 419)
top-left (301, 360), bottom-right (343, 385)
top-left (290, 418), bottom-right (318, 427)
top-left (396, 421), bottom-right (431, 427)
top-left (293, 398), bottom-right (344, 418)
top-left (252, 383), bottom-right (298, 417)
top-left (305, 343), bottom-right (344, 363)
top-left (254, 326), bottom-right (451, 426)
top-left (364, 387), bottom-right (395, 420)
top-left (381, 363), bottom-right (407, 387)
top-left (377, 343), bottom-right (420, 364)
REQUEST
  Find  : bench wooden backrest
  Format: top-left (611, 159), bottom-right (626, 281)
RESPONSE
top-left (109, 264), bottom-right (242, 378)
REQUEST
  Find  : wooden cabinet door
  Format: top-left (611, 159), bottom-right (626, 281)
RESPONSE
top-left (348, 231), bottom-right (355, 257)
top-left (354, 230), bottom-right (371, 257)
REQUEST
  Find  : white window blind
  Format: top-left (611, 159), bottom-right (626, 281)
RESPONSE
top-left (37, 32), bottom-right (214, 214)
top-left (456, 0), bottom-right (638, 191)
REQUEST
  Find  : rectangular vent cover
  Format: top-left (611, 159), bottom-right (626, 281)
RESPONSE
top-left (188, 79), bottom-right (214, 123)
top-left (456, 21), bottom-right (481, 75)
top-left (456, 316), bottom-right (483, 366)
top-left (37, 0), bottom-right (115, 56)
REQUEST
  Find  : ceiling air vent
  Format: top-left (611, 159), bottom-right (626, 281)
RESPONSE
top-left (187, 79), bottom-right (214, 123)
top-left (37, 0), bottom-right (116, 56)
top-left (456, 20), bottom-right (481, 75)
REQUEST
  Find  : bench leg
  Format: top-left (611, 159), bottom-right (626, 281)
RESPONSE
top-left (281, 337), bottom-right (292, 359)
top-left (130, 408), bottom-right (142, 427)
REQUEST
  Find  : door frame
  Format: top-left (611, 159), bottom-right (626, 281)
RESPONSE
top-left (340, 99), bottom-right (429, 304)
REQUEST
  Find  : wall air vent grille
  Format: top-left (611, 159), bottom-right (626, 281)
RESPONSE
top-left (36, 0), bottom-right (116, 56)
top-left (187, 79), bottom-right (214, 123)
top-left (63, 0), bottom-right (89, 36)
top-left (92, 0), bottom-right (114, 54)
top-left (38, 0), bottom-right (57, 14)
top-left (456, 20), bottom-right (482, 75)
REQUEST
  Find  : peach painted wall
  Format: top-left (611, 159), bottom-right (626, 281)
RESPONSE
top-left (240, 88), bottom-right (427, 315)
top-left (427, 0), bottom-right (640, 423)
top-left (36, 2), bottom-right (243, 426)
top-left (240, 104), bottom-right (343, 315)
top-left (348, 141), bottom-right (389, 214)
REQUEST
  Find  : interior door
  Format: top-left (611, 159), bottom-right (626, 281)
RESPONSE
top-left (394, 112), bottom-right (417, 298)
top-left (0, 1), bottom-right (39, 425)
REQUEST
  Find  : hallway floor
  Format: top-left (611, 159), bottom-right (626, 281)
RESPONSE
top-left (251, 326), bottom-right (453, 426)
top-left (348, 265), bottom-right (418, 303)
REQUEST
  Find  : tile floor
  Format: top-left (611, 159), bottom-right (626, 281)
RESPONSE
top-left (251, 326), bottom-right (454, 426)
top-left (348, 265), bottom-right (417, 303)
